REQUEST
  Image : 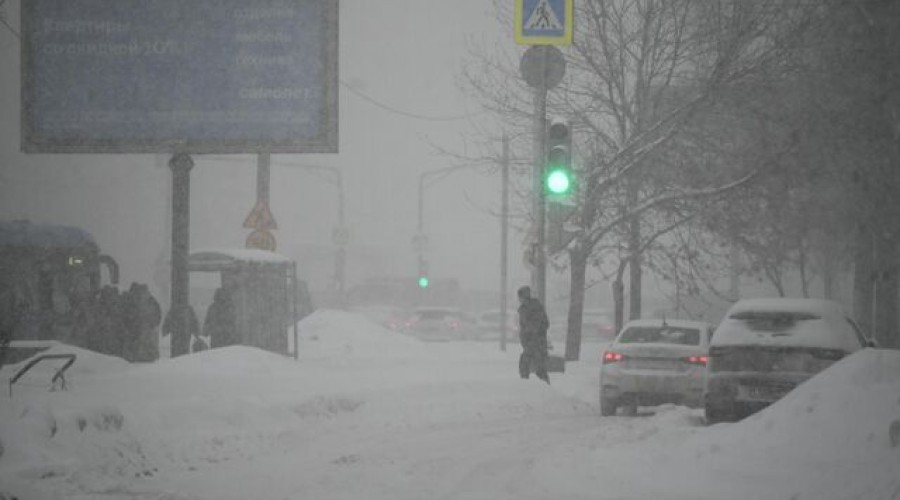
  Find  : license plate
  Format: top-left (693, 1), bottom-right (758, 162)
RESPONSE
top-left (629, 358), bottom-right (677, 370)
top-left (738, 384), bottom-right (791, 402)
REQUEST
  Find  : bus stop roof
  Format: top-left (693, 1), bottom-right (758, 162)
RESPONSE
top-left (187, 248), bottom-right (293, 272)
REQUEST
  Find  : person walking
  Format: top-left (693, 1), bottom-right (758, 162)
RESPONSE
top-left (517, 285), bottom-right (550, 384)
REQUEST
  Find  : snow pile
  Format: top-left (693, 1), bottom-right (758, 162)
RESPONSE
top-left (553, 348), bottom-right (900, 500)
top-left (693, 348), bottom-right (900, 500)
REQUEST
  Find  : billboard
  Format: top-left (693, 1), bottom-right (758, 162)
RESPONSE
top-left (21, 0), bottom-right (338, 154)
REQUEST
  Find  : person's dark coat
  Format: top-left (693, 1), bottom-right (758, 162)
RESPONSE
top-left (204, 288), bottom-right (239, 349)
top-left (123, 283), bottom-right (161, 362)
top-left (163, 304), bottom-right (199, 357)
top-left (517, 288), bottom-right (550, 383)
top-left (93, 285), bottom-right (125, 357)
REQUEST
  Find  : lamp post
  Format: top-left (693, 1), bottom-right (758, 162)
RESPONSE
top-left (277, 162), bottom-right (347, 302)
top-left (415, 165), bottom-right (477, 283)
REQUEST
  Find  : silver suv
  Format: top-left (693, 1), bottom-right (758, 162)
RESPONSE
top-left (704, 298), bottom-right (872, 423)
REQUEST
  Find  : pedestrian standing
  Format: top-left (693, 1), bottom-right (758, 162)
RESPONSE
top-left (94, 285), bottom-right (125, 357)
top-left (517, 285), bottom-right (550, 384)
top-left (204, 287), bottom-right (238, 348)
top-left (123, 283), bottom-right (161, 362)
top-left (163, 304), bottom-right (199, 358)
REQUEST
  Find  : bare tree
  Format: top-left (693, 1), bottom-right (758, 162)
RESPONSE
top-left (462, 0), bottom-right (819, 359)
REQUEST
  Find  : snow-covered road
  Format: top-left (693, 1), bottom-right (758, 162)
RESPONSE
top-left (1, 310), bottom-right (897, 500)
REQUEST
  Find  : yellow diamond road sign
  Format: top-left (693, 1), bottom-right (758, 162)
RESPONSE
top-left (246, 229), bottom-right (276, 252)
top-left (242, 200), bottom-right (277, 230)
top-left (515, 0), bottom-right (573, 46)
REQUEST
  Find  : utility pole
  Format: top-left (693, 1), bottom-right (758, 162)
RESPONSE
top-left (500, 135), bottom-right (510, 351)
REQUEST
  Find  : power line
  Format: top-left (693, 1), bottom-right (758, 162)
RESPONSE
top-left (0, 1), bottom-right (19, 40)
top-left (339, 79), bottom-right (484, 122)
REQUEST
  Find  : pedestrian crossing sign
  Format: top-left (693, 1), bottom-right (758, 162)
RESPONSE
top-left (515, 0), bottom-right (573, 45)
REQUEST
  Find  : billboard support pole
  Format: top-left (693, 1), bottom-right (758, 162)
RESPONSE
top-left (169, 153), bottom-right (194, 358)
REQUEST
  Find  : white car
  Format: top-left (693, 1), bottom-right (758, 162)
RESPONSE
top-left (349, 305), bottom-right (410, 331)
top-left (599, 318), bottom-right (714, 416)
top-left (704, 298), bottom-right (873, 423)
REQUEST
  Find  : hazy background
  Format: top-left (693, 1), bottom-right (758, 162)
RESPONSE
top-left (0, 1), bottom-right (546, 308)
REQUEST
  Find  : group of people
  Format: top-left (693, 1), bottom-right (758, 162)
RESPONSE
top-left (78, 282), bottom-right (161, 362)
top-left (163, 286), bottom-right (239, 355)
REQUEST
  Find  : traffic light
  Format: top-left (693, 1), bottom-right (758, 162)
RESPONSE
top-left (545, 118), bottom-right (574, 201)
top-left (417, 256), bottom-right (429, 288)
top-left (545, 118), bottom-right (578, 254)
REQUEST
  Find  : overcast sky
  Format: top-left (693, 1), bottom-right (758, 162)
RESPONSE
top-left (0, 0), bottom-right (543, 304)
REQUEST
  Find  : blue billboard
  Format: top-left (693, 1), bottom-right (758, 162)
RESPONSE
top-left (21, 0), bottom-right (338, 154)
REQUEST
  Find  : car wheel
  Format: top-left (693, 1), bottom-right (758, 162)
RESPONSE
top-left (600, 393), bottom-right (618, 416)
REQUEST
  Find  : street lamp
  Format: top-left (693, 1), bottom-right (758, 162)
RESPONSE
top-left (415, 164), bottom-right (477, 288)
top-left (277, 162), bottom-right (347, 302)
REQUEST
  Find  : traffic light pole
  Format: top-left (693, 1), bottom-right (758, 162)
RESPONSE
top-left (520, 45), bottom-right (564, 307)
top-left (532, 88), bottom-right (548, 305)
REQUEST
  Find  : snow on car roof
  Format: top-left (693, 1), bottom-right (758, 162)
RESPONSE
top-left (725, 297), bottom-right (846, 316)
top-left (711, 297), bottom-right (862, 351)
top-left (621, 318), bottom-right (711, 330)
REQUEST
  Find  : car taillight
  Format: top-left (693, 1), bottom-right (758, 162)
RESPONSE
top-left (685, 355), bottom-right (708, 366)
top-left (602, 351), bottom-right (624, 364)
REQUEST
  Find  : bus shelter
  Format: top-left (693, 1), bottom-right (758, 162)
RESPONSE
top-left (187, 249), bottom-right (298, 358)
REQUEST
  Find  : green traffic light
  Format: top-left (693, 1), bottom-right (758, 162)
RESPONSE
top-left (546, 167), bottom-right (572, 195)
top-left (418, 276), bottom-right (430, 288)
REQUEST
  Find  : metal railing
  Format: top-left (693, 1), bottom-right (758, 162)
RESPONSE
top-left (8, 353), bottom-right (76, 397)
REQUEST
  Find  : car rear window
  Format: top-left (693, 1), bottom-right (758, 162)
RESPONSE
top-left (728, 311), bottom-right (819, 331)
top-left (618, 326), bottom-right (701, 345)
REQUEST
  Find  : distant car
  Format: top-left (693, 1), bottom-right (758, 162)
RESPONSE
top-left (349, 306), bottom-right (410, 331)
top-left (472, 309), bottom-right (517, 341)
top-left (582, 309), bottom-right (617, 340)
top-left (599, 318), bottom-right (715, 416)
top-left (405, 307), bottom-right (474, 341)
top-left (548, 309), bottom-right (616, 342)
top-left (704, 298), bottom-right (872, 424)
